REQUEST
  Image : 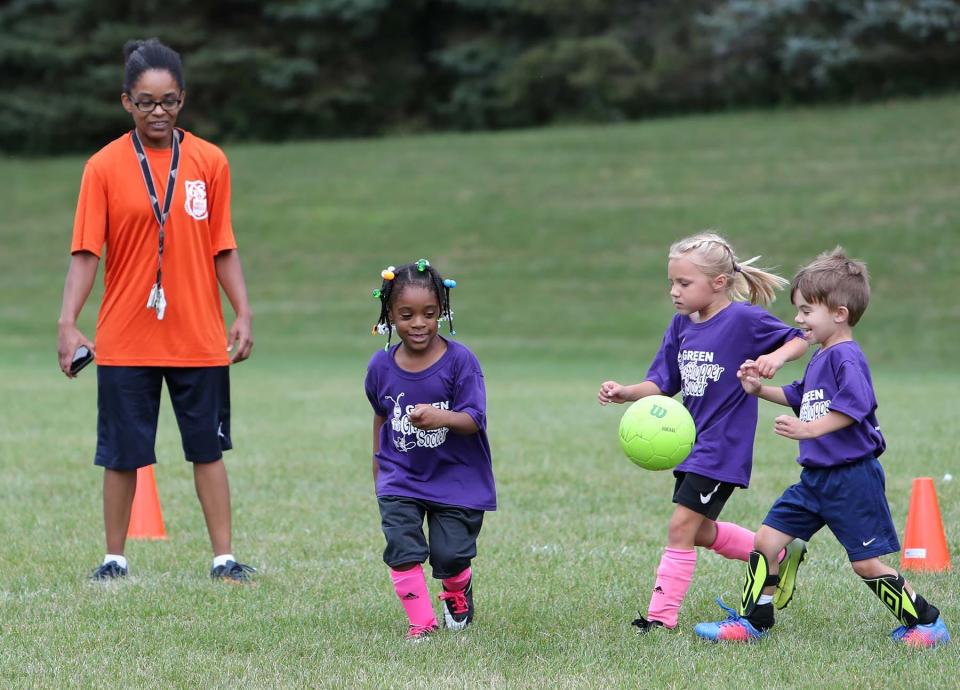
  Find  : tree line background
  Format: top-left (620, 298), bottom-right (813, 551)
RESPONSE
top-left (2, 0), bottom-right (959, 155)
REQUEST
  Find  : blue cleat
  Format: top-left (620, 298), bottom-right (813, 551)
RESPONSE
top-left (694, 599), bottom-right (768, 643)
top-left (891, 616), bottom-right (950, 648)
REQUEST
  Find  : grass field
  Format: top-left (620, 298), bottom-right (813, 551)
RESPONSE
top-left (1, 95), bottom-right (958, 688)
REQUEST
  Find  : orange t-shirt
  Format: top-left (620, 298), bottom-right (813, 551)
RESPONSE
top-left (71, 130), bottom-right (237, 366)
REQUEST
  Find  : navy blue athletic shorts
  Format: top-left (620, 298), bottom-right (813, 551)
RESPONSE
top-left (378, 495), bottom-right (484, 580)
top-left (95, 365), bottom-right (232, 471)
top-left (763, 456), bottom-right (900, 561)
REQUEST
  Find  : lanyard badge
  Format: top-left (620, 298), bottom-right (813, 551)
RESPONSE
top-left (131, 129), bottom-right (181, 320)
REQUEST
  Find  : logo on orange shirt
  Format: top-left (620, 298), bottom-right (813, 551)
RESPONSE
top-left (184, 179), bottom-right (208, 220)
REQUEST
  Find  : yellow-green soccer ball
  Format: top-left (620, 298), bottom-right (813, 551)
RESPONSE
top-left (618, 395), bottom-right (696, 471)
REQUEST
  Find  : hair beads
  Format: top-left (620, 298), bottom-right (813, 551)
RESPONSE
top-left (370, 260), bottom-right (458, 348)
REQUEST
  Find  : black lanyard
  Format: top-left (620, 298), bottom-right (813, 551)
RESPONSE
top-left (131, 129), bottom-right (181, 302)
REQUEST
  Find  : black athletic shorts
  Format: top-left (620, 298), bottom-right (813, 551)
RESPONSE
top-left (672, 471), bottom-right (736, 520)
top-left (378, 495), bottom-right (484, 580)
top-left (95, 365), bottom-right (231, 471)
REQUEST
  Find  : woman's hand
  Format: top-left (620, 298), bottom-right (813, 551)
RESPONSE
top-left (227, 313), bottom-right (253, 363)
top-left (57, 323), bottom-right (94, 378)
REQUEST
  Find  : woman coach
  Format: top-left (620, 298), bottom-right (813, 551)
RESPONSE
top-left (57, 38), bottom-right (255, 582)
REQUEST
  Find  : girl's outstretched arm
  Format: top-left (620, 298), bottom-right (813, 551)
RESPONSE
top-left (408, 405), bottom-right (478, 434)
top-left (739, 360), bottom-right (790, 406)
top-left (597, 380), bottom-right (663, 405)
top-left (754, 336), bottom-right (808, 379)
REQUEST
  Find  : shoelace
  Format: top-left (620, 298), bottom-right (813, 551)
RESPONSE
top-left (714, 598), bottom-right (747, 627)
top-left (405, 624), bottom-right (437, 640)
top-left (439, 588), bottom-right (469, 615)
top-left (92, 563), bottom-right (125, 580)
top-left (224, 562), bottom-right (256, 578)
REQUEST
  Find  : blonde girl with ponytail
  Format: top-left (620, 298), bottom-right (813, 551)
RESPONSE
top-left (598, 231), bottom-right (809, 633)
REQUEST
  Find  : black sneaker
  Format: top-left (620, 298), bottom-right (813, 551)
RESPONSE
top-left (90, 561), bottom-right (127, 581)
top-left (210, 560), bottom-right (256, 583)
top-left (438, 579), bottom-right (474, 630)
top-left (632, 614), bottom-right (665, 634)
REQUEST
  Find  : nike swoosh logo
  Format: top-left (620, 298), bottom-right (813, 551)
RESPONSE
top-left (700, 483), bottom-right (721, 504)
top-left (862, 538), bottom-right (876, 546)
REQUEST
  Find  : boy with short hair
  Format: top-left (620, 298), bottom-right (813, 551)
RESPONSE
top-left (694, 247), bottom-right (949, 647)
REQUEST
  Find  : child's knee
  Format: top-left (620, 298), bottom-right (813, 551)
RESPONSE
top-left (753, 527), bottom-right (784, 559)
top-left (667, 508), bottom-right (703, 543)
top-left (851, 557), bottom-right (888, 579)
top-left (429, 550), bottom-right (469, 579)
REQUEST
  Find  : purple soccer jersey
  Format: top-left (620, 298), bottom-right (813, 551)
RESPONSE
top-left (365, 338), bottom-right (496, 511)
top-left (644, 302), bottom-right (804, 487)
top-left (782, 340), bottom-right (885, 468)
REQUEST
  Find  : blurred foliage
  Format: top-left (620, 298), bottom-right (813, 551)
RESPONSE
top-left (700, 0), bottom-right (960, 103)
top-left (2, 0), bottom-right (959, 154)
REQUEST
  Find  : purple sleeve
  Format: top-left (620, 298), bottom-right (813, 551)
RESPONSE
top-left (644, 319), bottom-right (681, 396)
top-left (829, 361), bottom-right (875, 423)
top-left (364, 362), bottom-right (387, 417)
top-left (783, 379), bottom-right (804, 415)
top-left (751, 309), bottom-right (804, 357)
top-left (452, 358), bottom-right (487, 430)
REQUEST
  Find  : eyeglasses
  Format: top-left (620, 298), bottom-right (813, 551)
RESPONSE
top-left (131, 96), bottom-right (183, 113)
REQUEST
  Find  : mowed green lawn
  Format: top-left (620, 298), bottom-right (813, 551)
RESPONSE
top-left (1, 95), bottom-right (958, 688)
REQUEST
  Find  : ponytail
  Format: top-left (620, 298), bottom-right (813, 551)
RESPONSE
top-left (669, 231), bottom-right (788, 306)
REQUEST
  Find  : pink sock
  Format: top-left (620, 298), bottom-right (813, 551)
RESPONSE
top-left (442, 566), bottom-right (472, 592)
top-left (647, 548), bottom-right (697, 628)
top-left (707, 522), bottom-right (786, 562)
top-left (708, 522), bottom-right (756, 561)
top-left (390, 565), bottom-right (437, 629)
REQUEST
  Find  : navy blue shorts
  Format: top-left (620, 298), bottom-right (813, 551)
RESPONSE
top-left (763, 457), bottom-right (900, 561)
top-left (378, 495), bottom-right (484, 580)
top-left (95, 366), bottom-right (232, 471)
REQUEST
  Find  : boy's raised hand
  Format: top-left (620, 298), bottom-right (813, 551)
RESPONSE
top-left (737, 360), bottom-right (762, 396)
top-left (598, 381), bottom-right (628, 406)
top-left (774, 414), bottom-right (811, 440)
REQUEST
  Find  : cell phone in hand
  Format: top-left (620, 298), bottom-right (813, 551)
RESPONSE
top-left (70, 345), bottom-right (94, 375)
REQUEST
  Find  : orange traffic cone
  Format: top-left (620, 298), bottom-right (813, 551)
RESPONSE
top-left (900, 477), bottom-right (950, 572)
top-left (127, 466), bottom-right (167, 540)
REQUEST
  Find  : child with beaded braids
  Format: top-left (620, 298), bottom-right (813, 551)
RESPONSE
top-left (598, 232), bottom-right (809, 634)
top-left (364, 259), bottom-right (496, 641)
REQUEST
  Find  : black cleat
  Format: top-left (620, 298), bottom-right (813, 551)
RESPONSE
top-left (632, 614), bottom-right (665, 634)
top-left (210, 560), bottom-right (256, 583)
top-left (90, 561), bottom-right (128, 581)
top-left (438, 578), bottom-right (474, 630)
